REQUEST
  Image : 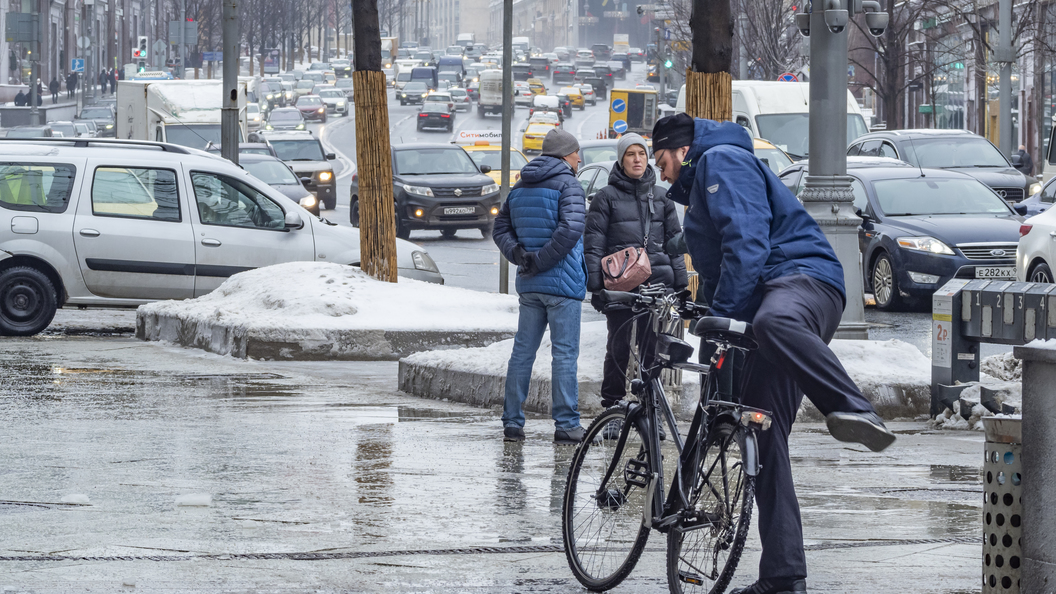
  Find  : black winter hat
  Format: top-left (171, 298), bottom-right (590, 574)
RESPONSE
top-left (651, 113), bottom-right (695, 151)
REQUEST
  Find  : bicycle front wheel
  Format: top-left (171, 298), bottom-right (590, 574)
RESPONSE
top-left (667, 421), bottom-right (755, 594)
top-left (562, 406), bottom-right (652, 591)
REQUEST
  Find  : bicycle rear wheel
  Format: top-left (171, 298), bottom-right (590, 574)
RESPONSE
top-left (562, 406), bottom-right (652, 591)
top-left (666, 421), bottom-right (755, 594)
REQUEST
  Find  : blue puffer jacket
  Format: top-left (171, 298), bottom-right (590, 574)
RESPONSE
top-left (492, 156), bottom-right (587, 300)
top-left (667, 119), bottom-right (845, 321)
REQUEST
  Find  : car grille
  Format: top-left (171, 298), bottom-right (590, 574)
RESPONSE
top-left (992, 187), bottom-right (1024, 202)
top-left (433, 186), bottom-right (483, 198)
top-left (957, 243), bottom-right (1018, 261)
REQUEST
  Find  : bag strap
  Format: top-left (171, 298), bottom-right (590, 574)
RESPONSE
top-left (641, 192), bottom-right (654, 247)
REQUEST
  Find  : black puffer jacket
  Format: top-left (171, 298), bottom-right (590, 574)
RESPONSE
top-left (584, 163), bottom-right (688, 293)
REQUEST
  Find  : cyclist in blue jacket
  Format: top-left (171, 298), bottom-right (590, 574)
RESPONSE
top-left (652, 113), bottom-right (896, 594)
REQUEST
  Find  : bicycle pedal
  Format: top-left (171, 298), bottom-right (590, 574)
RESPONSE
top-left (596, 488), bottom-right (627, 511)
top-left (678, 570), bottom-right (705, 586)
top-left (623, 458), bottom-right (650, 488)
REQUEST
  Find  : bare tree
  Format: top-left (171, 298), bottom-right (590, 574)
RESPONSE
top-left (734, 0), bottom-right (804, 80)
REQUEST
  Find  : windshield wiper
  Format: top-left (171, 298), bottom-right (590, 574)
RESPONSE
top-left (289, 158), bottom-right (320, 161)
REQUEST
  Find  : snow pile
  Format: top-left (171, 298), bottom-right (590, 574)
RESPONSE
top-left (982, 352), bottom-right (1023, 382)
top-left (139, 262), bottom-right (520, 333)
top-left (175, 493), bottom-right (212, 507)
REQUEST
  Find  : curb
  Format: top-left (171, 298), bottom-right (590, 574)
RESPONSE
top-left (136, 311), bottom-right (515, 361)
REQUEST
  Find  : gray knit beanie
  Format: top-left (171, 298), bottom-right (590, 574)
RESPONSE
top-left (617, 133), bottom-right (649, 164)
top-left (541, 128), bottom-right (581, 158)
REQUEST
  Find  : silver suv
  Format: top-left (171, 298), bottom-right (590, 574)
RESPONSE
top-left (0, 138), bottom-right (443, 336)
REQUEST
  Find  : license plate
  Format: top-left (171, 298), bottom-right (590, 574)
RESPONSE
top-left (444, 207), bottom-right (475, 215)
top-left (975, 266), bottom-right (1016, 279)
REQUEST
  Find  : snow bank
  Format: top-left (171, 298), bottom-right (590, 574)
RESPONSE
top-left (981, 351), bottom-right (1023, 382)
top-left (137, 263), bottom-right (521, 360)
top-left (60, 494), bottom-right (90, 505)
top-left (175, 493), bottom-right (212, 507)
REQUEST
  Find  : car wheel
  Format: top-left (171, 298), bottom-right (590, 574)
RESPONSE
top-left (871, 252), bottom-right (904, 311)
top-left (324, 195), bottom-right (336, 210)
top-left (322, 114), bottom-right (328, 123)
top-left (0, 266), bottom-right (58, 336)
top-left (1030, 262), bottom-right (1054, 283)
top-left (401, 100), bottom-right (406, 106)
top-left (441, 228), bottom-right (457, 239)
top-left (350, 198), bottom-right (360, 226)
top-left (395, 211), bottom-right (410, 240)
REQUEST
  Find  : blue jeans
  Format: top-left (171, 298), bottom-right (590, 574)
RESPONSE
top-left (501, 292), bottom-right (582, 430)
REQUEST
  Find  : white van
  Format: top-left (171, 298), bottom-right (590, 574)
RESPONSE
top-left (1044, 114), bottom-right (1056, 182)
top-left (675, 81), bottom-right (869, 159)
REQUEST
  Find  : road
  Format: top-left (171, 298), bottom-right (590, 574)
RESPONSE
top-left (299, 63), bottom-right (653, 294)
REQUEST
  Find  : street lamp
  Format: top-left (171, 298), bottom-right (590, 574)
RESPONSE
top-left (793, 0), bottom-right (887, 339)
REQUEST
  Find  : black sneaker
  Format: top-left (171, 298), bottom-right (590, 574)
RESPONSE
top-left (554, 427), bottom-right (586, 445)
top-left (503, 426), bottom-right (525, 442)
top-left (602, 419), bottom-right (623, 440)
top-left (730, 578), bottom-right (807, 594)
top-left (825, 411), bottom-right (896, 453)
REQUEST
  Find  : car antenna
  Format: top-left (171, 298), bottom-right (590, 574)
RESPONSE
top-left (906, 135), bottom-right (925, 178)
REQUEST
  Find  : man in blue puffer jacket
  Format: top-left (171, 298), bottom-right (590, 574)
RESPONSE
top-left (652, 113), bottom-right (896, 594)
top-left (493, 128), bottom-right (587, 445)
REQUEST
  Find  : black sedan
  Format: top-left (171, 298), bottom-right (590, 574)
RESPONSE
top-left (240, 154), bottom-right (321, 216)
top-left (780, 163), bottom-right (1022, 310)
top-left (399, 82), bottom-right (429, 105)
top-left (349, 144), bottom-right (501, 239)
top-left (417, 103), bottom-right (454, 132)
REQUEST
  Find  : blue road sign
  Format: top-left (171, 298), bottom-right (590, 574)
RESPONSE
top-left (777, 72), bottom-right (798, 82)
top-left (613, 119), bottom-right (628, 134)
top-left (611, 98), bottom-right (626, 113)
top-left (71, 58), bottom-right (84, 73)
top-left (202, 51), bottom-right (220, 62)
top-left (664, 28), bottom-right (671, 40)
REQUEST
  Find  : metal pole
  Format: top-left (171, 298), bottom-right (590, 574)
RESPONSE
top-left (798, 0), bottom-right (868, 339)
top-left (29, 1), bottom-right (40, 125)
top-left (738, 13), bottom-right (747, 79)
top-left (498, 0), bottom-right (513, 294)
top-left (179, 0), bottom-right (186, 78)
top-left (997, 0), bottom-right (1013, 157)
top-left (658, 27), bottom-right (665, 103)
top-left (221, 0), bottom-right (239, 164)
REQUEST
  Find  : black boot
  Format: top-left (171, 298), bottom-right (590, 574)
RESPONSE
top-left (730, 578), bottom-right (807, 594)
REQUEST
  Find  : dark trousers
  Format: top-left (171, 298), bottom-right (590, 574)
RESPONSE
top-left (739, 274), bottom-right (875, 581)
top-left (601, 307), bottom-right (653, 405)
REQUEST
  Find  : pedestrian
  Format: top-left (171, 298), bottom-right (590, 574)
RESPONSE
top-left (108, 69), bottom-right (116, 94)
top-left (13, 88), bottom-right (26, 106)
top-left (1015, 144), bottom-right (1034, 177)
top-left (48, 76), bottom-right (59, 104)
top-left (652, 112), bottom-right (896, 594)
top-left (584, 132), bottom-right (687, 408)
top-left (99, 69), bottom-right (107, 95)
top-left (492, 128), bottom-right (588, 445)
top-left (35, 78), bottom-right (43, 100)
top-left (66, 72), bottom-right (75, 98)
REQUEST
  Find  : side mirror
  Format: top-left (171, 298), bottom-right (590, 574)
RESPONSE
top-left (284, 210), bottom-right (304, 230)
top-left (856, 208), bottom-right (872, 224)
top-left (299, 177), bottom-right (312, 185)
top-left (1014, 203), bottom-right (1029, 216)
top-left (480, 165), bottom-right (492, 174)
top-left (326, 152), bottom-right (336, 160)
top-left (1011, 154), bottom-right (1023, 167)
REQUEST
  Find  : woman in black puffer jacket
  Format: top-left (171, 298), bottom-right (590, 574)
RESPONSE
top-left (584, 133), bottom-right (688, 407)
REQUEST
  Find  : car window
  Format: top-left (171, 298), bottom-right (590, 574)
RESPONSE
top-left (909, 137), bottom-right (1009, 168)
top-left (1041, 180), bottom-right (1056, 204)
top-left (587, 168), bottom-right (609, 196)
top-left (191, 172), bottom-right (285, 230)
top-left (858, 140), bottom-right (882, 157)
top-left (581, 146), bottom-right (618, 165)
top-left (270, 139), bottom-right (325, 161)
top-left (270, 110), bottom-right (302, 122)
top-left (467, 150), bottom-right (528, 170)
top-left (394, 148), bottom-right (478, 175)
top-left (243, 160), bottom-right (300, 185)
top-left (779, 168), bottom-right (802, 196)
top-left (577, 168), bottom-right (598, 194)
top-left (873, 177), bottom-right (1014, 216)
top-left (847, 143), bottom-right (861, 156)
top-left (850, 178), bottom-right (868, 213)
top-left (91, 167), bottom-right (180, 221)
top-left (0, 162), bottom-right (76, 213)
top-left (878, 142), bottom-right (899, 159)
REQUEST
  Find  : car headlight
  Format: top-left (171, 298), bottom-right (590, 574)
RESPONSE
top-left (403, 184), bottom-right (434, 197)
top-left (296, 123), bottom-right (304, 129)
top-left (1030, 182), bottom-right (1042, 196)
top-left (267, 94), bottom-right (274, 99)
top-left (300, 195), bottom-right (318, 208)
top-left (337, 101), bottom-right (345, 107)
top-left (482, 183), bottom-right (500, 195)
top-left (897, 236), bottom-right (955, 255)
top-left (318, 171), bottom-right (333, 182)
top-left (105, 124), bottom-right (113, 129)
top-left (266, 125), bottom-right (273, 130)
top-left (411, 250), bottom-right (440, 273)
top-left (318, 108), bottom-right (325, 113)
top-left (401, 93), bottom-right (407, 98)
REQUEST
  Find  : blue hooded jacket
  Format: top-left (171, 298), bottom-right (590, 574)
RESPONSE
top-left (492, 156), bottom-right (587, 300)
top-left (667, 119), bottom-right (845, 321)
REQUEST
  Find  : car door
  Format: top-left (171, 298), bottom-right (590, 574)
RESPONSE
top-left (71, 160), bottom-right (196, 300)
top-left (187, 169), bottom-right (315, 296)
top-left (577, 167), bottom-right (600, 206)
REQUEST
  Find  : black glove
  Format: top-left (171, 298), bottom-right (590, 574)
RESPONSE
top-left (665, 232), bottom-right (687, 256)
top-left (518, 251), bottom-right (538, 278)
top-left (512, 245), bottom-right (528, 267)
top-left (590, 292), bottom-right (605, 312)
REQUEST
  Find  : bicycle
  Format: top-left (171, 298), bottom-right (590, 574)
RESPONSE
top-left (561, 286), bottom-right (773, 594)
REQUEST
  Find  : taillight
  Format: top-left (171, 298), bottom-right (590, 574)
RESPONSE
top-left (441, 113), bottom-right (450, 118)
top-left (419, 113), bottom-right (427, 117)
top-left (1020, 224), bottom-right (1033, 237)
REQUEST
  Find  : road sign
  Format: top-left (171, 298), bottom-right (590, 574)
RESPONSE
top-left (664, 28), bottom-right (671, 40)
top-left (168, 20), bottom-right (197, 45)
top-left (76, 36), bottom-right (91, 49)
top-left (613, 119), bottom-right (628, 134)
top-left (202, 51), bottom-right (220, 61)
top-left (611, 98), bottom-right (626, 113)
top-left (71, 58), bottom-right (84, 72)
top-left (778, 72), bottom-right (798, 82)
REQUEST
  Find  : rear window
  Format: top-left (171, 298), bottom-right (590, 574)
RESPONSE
top-left (91, 167), bottom-right (181, 221)
top-left (0, 162), bottom-right (77, 213)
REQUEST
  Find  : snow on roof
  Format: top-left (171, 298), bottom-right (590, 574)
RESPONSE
top-left (149, 81), bottom-right (225, 118)
top-left (138, 262), bottom-right (520, 333)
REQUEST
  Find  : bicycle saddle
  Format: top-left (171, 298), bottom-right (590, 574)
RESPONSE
top-left (688, 317), bottom-right (758, 350)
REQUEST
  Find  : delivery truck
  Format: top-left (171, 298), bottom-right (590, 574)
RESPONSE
top-left (116, 79), bottom-right (247, 150)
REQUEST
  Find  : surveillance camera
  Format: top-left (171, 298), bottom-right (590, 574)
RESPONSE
top-left (795, 12), bottom-right (811, 37)
top-left (824, 9), bottom-right (848, 34)
top-left (865, 11), bottom-right (889, 36)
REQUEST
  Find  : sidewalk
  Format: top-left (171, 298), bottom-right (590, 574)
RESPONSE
top-left (0, 332), bottom-right (983, 593)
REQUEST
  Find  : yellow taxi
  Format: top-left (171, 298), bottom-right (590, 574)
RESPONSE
top-left (527, 78), bottom-right (547, 95)
top-left (753, 138), bottom-right (793, 175)
top-left (560, 87), bottom-right (585, 109)
top-left (522, 122), bottom-right (559, 154)
top-left (461, 141), bottom-right (530, 185)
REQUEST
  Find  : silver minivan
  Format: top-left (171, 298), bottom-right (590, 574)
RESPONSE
top-left (0, 139), bottom-right (442, 336)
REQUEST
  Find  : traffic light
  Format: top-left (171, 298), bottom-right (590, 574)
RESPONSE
top-left (664, 56), bottom-right (673, 68)
top-left (138, 36), bottom-right (148, 60)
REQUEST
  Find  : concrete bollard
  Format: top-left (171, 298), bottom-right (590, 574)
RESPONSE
top-left (982, 416), bottom-right (1022, 593)
top-left (1012, 344), bottom-right (1056, 592)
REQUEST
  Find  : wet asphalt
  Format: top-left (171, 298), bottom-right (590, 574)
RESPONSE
top-left (0, 332), bottom-right (986, 593)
